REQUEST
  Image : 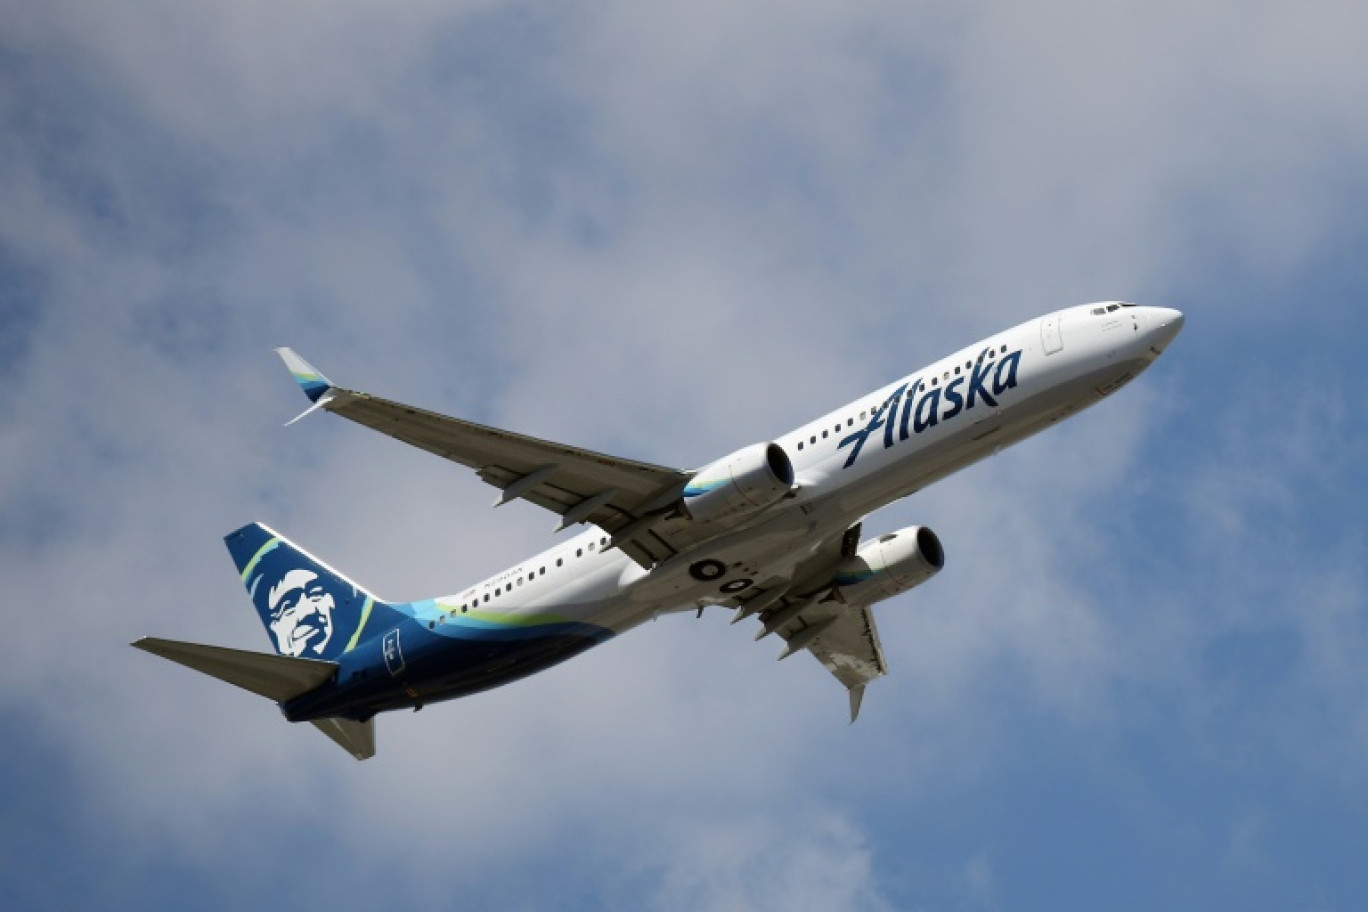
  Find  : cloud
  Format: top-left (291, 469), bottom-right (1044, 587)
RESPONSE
top-left (3, 0), bottom-right (1368, 908)
top-left (640, 810), bottom-right (890, 912)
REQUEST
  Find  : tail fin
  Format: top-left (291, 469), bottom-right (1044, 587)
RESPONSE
top-left (225, 522), bottom-right (397, 661)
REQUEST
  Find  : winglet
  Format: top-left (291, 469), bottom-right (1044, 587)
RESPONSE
top-left (848, 685), bottom-right (865, 724)
top-left (275, 347), bottom-right (334, 403)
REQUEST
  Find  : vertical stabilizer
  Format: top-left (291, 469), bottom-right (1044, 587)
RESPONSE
top-left (225, 523), bottom-right (401, 661)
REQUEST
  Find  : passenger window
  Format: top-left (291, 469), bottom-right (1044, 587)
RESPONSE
top-left (810, 436), bottom-right (816, 444)
top-left (576, 548), bottom-right (582, 557)
top-left (1000, 345), bottom-right (1007, 353)
top-left (601, 537), bottom-right (608, 546)
top-left (556, 558), bottom-right (563, 567)
top-left (797, 441), bottom-right (804, 450)
top-left (954, 366), bottom-right (960, 375)
top-left (483, 594), bottom-right (490, 603)
top-left (860, 411), bottom-right (866, 420)
top-left (847, 418), bottom-right (854, 427)
top-left (822, 430), bottom-right (829, 439)
top-left (932, 377), bottom-right (938, 386)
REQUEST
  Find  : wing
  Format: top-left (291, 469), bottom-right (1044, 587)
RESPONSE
top-left (730, 522), bottom-right (889, 721)
top-left (275, 349), bottom-right (691, 568)
top-left (797, 606), bottom-right (887, 722)
top-left (758, 597), bottom-right (887, 722)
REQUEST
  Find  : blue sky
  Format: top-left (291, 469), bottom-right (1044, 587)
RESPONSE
top-left (2, 2), bottom-right (1366, 909)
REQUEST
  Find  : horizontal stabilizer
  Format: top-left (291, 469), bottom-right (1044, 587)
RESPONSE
top-left (311, 717), bottom-right (375, 761)
top-left (132, 637), bottom-right (336, 702)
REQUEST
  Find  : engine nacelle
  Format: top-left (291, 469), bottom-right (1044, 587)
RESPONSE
top-left (682, 442), bottom-right (795, 523)
top-left (834, 526), bottom-right (945, 605)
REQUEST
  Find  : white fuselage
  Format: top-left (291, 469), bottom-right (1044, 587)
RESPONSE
top-left (407, 304), bottom-right (1183, 635)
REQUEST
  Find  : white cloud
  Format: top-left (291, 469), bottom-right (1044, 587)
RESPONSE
top-left (642, 810), bottom-right (890, 912)
top-left (2, 0), bottom-right (1367, 906)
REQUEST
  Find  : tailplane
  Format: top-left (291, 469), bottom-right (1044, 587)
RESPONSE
top-left (132, 637), bottom-right (376, 760)
top-left (310, 716), bottom-right (375, 761)
top-left (133, 637), bottom-right (335, 700)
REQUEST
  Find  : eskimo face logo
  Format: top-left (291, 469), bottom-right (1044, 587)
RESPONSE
top-left (267, 568), bottom-right (337, 658)
top-left (839, 347), bottom-right (1022, 468)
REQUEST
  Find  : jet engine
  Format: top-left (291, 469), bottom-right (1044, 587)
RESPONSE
top-left (834, 526), bottom-right (945, 605)
top-left (682, 442), bottom-right (795, 523)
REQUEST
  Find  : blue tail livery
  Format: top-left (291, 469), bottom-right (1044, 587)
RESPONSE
top-left (135, 304), bottom-right (1183, 758)
top-left (225, 522), bottom-right (400, 661)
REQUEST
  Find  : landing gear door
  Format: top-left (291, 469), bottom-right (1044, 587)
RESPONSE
top-left (1041, 314), bottom-right (1063, 355)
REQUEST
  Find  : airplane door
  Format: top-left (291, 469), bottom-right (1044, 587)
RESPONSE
top-left (1041, 314), bottom-right (1063, 355)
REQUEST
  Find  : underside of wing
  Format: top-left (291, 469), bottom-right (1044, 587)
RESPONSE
top-left (332, 389), bottom-right (693, 566)
top-left (274, 350), bottom-right (695, 567)
top-left (760, 598), bottom-right (887, 722)
top-left (728, 522), bottom-right (889, 720)
top-left (796, 605), bottom-right (888, 721)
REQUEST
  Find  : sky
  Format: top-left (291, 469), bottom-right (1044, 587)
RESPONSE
top-left (1, 1), bottom-right (1365, 909)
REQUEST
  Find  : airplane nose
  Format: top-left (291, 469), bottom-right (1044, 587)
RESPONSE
top-left (1148, 307), bottom-right (1185, 351)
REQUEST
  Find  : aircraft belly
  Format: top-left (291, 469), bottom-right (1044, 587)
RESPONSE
top-left (400, 631), bottom-right (611, 706)
top-left (283, 619), bottom-right (616, 721)
top-left (623, 512), bottom-right (820, 608)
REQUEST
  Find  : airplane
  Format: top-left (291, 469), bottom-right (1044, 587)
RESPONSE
top-left (135, 302), bottom-right (1184, 759)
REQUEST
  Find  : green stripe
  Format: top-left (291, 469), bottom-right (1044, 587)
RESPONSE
top-left (344, 597), bottom-right (374, 653)
top-left (240, 538), bottom-right (280, 582)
